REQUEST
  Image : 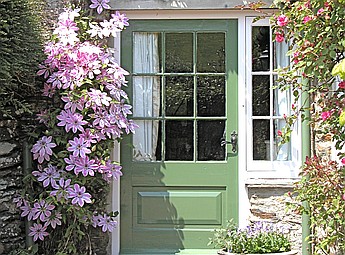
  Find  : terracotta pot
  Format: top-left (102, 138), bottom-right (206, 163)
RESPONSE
top-left (217, 250), bottom-right (299, 255)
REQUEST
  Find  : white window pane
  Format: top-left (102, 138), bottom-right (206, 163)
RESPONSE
top-left (133, 120), bottom-right (161, 161)
top-left (133, 76), bottom-right (161, 117)
top-left (133, 32), bottom-right (160, 73)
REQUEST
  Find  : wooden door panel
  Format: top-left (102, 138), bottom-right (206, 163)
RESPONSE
top-left (133, 188), bottom-right (224, 225)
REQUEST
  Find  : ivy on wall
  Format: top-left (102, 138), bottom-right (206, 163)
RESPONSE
top-left (0, 0), bottom-right (45, 118)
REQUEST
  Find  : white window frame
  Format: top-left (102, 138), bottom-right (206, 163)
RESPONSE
top-left (245, 17), bottom-right (301, 178)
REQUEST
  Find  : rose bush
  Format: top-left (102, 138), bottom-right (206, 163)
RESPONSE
top-left (13, 2), bottom-right (136, 254)
top-left (270, 0), bottom-right (345, 253)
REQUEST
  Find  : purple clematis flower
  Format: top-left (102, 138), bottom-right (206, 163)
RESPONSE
top-left (50, 178), bottom-right (72, 200)
top-left (34, 164), bottom-right (60, 188)
top-left (31, 136), bottom-right (56, 164)
top-left (29, 223), bottom-right (49, 242)
top-left (67, 137), bottom-right (91, 157)
top-left (93, 213), bottom-right (117, 232)
top-left (75, 156), bottom-right (99, 177)
top-left (100, 160), bottom-right (122, 182)
top-left (43, 212), bottom-right (62, 229)
top-left (20, 200), bottom-right (35, 221)
top-left (67, 184), bottom-right (92, 207)
top-left (89, 0), bottom-right (110, 14)
top-left (66, 112), bottom-right (88, 133)
top-left (32, 200), bottom-right (55, 222)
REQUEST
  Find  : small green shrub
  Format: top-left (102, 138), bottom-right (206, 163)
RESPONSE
top-left (208, 220), bottom-right (291, 254)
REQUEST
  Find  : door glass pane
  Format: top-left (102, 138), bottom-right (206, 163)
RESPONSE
top-left (252, 26), bottom-right (270, 72)
top-left (197, 76), bottom-right (225, 117)
top-left (133, 32), bottom-right (161, 73)
top-left (133, 120), bottom-right (162, 161)
top-left (165, 33), bottom-right (193, 73)
top-left (165, 76), bottom-right (193, 116)
top-left (133, 76), bottom-right (161, 117)
top-left (197, 120), bottom-right (225, 161)
top-left (253, 119), bottom-right (270, 160)
top-left (252, 75), bottom-right (270, 116)
top-left (165, 121), bottom-right (193, 161)
top-left (197, 33), bottom-right (225, 73)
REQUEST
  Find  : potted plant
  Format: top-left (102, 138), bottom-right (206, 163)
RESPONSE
top-left (208, 220), bottom-right (298, 255)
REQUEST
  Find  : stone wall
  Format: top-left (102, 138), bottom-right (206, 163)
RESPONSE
top-left (0, 120), bottom-right (26, 254)
top-left (247, 183), bottom-right (302, 254)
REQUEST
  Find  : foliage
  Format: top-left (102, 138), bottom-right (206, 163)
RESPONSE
top-left (271, 0), bottom-right (345, 143)
top-left (208, 220), bottom-right (291, 254)
top-left (13, 2), bottom-right (137, 254)
top-left (270, 0), bottom-right (345, 253)
top-left (288, 157), bottom-right (345, 254)
top-left (0, 0), bottom-right (44, 118)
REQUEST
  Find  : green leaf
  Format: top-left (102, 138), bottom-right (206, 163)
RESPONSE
top-left (332, 59), bottom-right (345, 79)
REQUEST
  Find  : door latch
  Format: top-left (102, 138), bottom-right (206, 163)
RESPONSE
top-left (220, 130), bottom-right (238, 153)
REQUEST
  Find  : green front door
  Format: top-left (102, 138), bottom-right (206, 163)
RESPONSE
top-left (120, 20), bottom-right (238, 254)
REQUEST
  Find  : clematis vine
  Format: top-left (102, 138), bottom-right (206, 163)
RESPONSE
top-left (14, 3), bottom-right (136, 253)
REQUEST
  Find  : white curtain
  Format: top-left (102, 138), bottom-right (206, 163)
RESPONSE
top-left (274, 40), bottom-right (290, 161)
top-left (132, 33), bottom-right (160, 161)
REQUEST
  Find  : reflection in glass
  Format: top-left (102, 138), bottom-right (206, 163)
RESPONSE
top-left (253, 119), bottom-right (270, 160)
top-left (252, 26), bottom-right (270, 71)
top-left (133, 32), bottom-right (161, 73)
top-left (197, 76), bottom-right (225, 117)
top-left (133, 120), bottom-right (162, 161)
top-left (165, 76), bottom-right (193, 116)
top-left (197, 33), bottom-right (225, 73)
top-left (166, 121), bottom-right (193, 161)
top-left (252, 75), bottom-right (270, 116)
top-left (165, 33), bottom-right (193, 73)
top-left (273, 87), bottom-right (289, 117)
top-left (197, 121), bottom-right (225, 161)
top-left (274, 119), bottom-right (290, 161)
top-left (133, 76), bottom-right (161, 117)
top-left (274, 40), bottom-right (289, 70)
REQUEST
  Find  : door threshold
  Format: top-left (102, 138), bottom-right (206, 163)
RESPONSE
top-left (120, 249), bottom-right (218, 255)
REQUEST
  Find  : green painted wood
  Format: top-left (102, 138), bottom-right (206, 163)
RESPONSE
top-left (120, 19), bottom-right (238, 254)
